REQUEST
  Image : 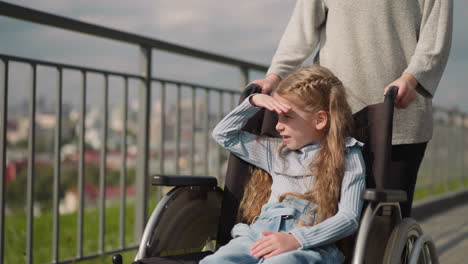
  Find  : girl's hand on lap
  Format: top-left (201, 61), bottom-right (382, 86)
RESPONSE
top-left (250, 94), bottom-right (291, 114)
top-left (250, 230), bottom-right (301, 259)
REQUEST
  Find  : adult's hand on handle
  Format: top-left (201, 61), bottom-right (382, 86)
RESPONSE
top-left (384, 73), bottom-right (419, 109)
top-left (251, 74), bottom-right (282, 94)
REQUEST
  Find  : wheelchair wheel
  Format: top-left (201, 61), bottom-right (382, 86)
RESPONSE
top-left (383, 218), bottom-right (428, 264)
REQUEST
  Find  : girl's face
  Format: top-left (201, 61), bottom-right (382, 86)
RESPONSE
top-left (273, 93), bottom-right (327, 150)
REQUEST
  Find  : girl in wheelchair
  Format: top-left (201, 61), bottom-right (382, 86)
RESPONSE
top-left (200, 65), bottom-right (366, 264)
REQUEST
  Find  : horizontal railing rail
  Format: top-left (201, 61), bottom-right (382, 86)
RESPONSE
top-left (1, 52), bottom-right (242, 264)
top-left (0, 1), bottom-right (251, 263)
top-left (417, 107), bottom-right (468, 197)
top-left (0, 1), bottom-right (268, 73)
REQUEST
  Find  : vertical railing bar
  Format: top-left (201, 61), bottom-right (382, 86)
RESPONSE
top-left (457, 116), bottom-right (460, 184)
top-left (204, 89), bottom-right (210, 175)
top-left (77, 70), bottom-right (86, 258)
top-left (0, 59), bottom-right (9, 264)
top-left (457, 113), bottom-right (461, 185)
top-left (99, 74), bottom-right (109, 253)
top-left (230, 92), bottom-right (235, 110)
top-left (447, 115), bottom-right (451, 188)
top-left (26, 63), bottom-right (37, 264)
top-left (119, 77), bottom-right (128, 249)
top-left (436, 122), bottom-right (439, 191)
top-left (438, 118), bottom-right (443, 191)
top-left (436, 119), bottom-right (441, 191)
top-left (455, 112), bottom-right (460, 186)
top-left (445, 114), bottom-right (450, 191)
top-left (52, 67), bottom-right (63, 263)
top-left (429, 129), bottom-right (435, 194)
top-left (456, 113), bottom-right (460, 185)
top-left (456, 113), bottom-right (460, 187)
top-left (159, 82), bottom-right (166, 175)
top-left (459, 113), bottom-right (463, 185)
top-left (134, 46), bottom-right (151, 241)
top-left (240, 66), bottom-right (249, 87)
top-left (175, 84), bottom-right (181, 175)
top-left (445, 113), bottom-right (453, 192)
top-left (463, 114), bottom-right (466, 186)
top-left (156, 81), bottom-right (165, 202)
top-left (217, 92), bottom-right (223, 181)
top-left (190, 86), bottom-right (196, 175)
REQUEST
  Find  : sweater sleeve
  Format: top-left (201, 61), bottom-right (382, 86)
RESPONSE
top-left (404, 0), bottom-right (453, 97)
top-left (266, 0), bottom-right (327, 79)
top-left (289, 146), bottom-right (365, 249)
top-left (211, 95), bottom-right (274, 173)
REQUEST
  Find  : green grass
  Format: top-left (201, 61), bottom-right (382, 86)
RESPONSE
top-left (6, 178), bottom-right (468, 264)
top-left (5, 194), bottom-right (162, 264)
top-left (414, 177), bottom-right (468, 201)
top-left (5, 203), bottom-right (136, 264)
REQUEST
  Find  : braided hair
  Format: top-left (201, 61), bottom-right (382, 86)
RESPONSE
top-left (276, 65), bottom-right (353, 224)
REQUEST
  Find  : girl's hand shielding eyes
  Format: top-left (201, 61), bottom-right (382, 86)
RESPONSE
top-left (250, 94), bottom-right (292, 114)
top-left (250, 231), bottom-right (301, 259)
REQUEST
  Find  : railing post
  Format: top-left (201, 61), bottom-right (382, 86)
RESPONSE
top-left (26, 64), bottom-right (37, 264)
top-left (0, 60), bottom-right (8, 264)
top-left (99, 74), bottom-right (109, 253)
top-left (240, 66), bottom-right (249, 88)
top-left (120, 77), bottom-right (129, 249)
top-left (134, 45), bottom-right (152, 242)
top-left (463, 114), bottom-right (467, 185)
top-left (77, 70), bottom-right (86, 258)
top-left (52, 67), bottom-right (62, 263)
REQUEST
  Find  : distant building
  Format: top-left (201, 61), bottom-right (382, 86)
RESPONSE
top-left (5, 159), bottom-right (27, 185)
top-left (59, 183), bottom-right (136, 214)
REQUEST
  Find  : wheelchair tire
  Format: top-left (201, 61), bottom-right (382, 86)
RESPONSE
top-left (383, 218), bottom-right (425, 264)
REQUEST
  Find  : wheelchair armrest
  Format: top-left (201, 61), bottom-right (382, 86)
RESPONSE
top-left (151, 174), bottom-right (218, 187)
top-left (362, 188), bottom-right (407, 203)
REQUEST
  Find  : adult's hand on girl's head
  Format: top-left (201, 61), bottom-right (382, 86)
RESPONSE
top-left (250, 231), bottom-right (301, 259)
top-left (384, 73), bottom-right (418, 109)
top-left (250, 94), bottom-right (291, 114)
top-left (251, 74), bottom-right (282, 94)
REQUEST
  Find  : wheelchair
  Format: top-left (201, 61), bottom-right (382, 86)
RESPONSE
top-left (112, 84), bottom-right (438, 264)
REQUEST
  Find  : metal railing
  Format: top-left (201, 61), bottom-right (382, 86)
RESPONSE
top-left (0, 1), bottom-right (265, 264)
top-left (0, 1), bottom-right (466, 264)
top-left (418, 107), bottom-right (468, 196)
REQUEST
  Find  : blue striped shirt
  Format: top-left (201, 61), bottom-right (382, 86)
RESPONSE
top-left (212, 96), bottom-right (366, 249)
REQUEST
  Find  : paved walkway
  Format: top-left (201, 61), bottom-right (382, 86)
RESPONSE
top-left (419, 201), bottom-right (468, 264)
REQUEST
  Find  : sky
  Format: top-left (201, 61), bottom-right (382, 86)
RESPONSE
top-left (0, 0), bottom-right (467, 111)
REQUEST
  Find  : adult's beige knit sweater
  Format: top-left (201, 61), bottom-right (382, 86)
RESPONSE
top-left (267, 0), bottom-right (453, 144)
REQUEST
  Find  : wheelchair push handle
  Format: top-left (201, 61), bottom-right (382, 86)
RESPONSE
top-left (384, 86), bottom-right (399, 104)
top-left (240, 83), bottom-right (263, 100)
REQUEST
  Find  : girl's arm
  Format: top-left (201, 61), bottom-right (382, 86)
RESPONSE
top-left (212, 94), bottom-right (289, 173)
top-left (288, 146), bottom-right (366, 249)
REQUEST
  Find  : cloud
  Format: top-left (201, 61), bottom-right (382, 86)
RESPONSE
top-left (1, 0), bottom-right (467, 111)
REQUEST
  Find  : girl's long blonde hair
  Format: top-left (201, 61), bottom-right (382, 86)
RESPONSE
top-left (238, 65), bottom-right (353, 225)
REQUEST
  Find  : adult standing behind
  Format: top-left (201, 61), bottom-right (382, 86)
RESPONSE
top-left (252, 0), bottom-right (453, 217)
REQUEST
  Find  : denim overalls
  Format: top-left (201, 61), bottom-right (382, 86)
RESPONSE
top-left (200, 195), bottom-right (344, 264)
